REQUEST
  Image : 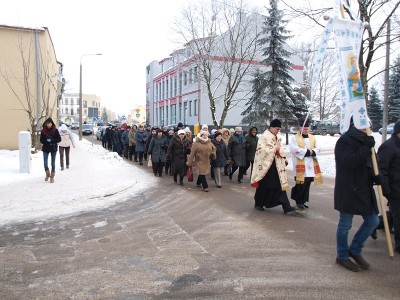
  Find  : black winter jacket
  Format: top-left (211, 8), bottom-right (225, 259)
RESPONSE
top-left (40, 118), bottom-right (61, 153)
top-left (377, 134), bottom-right (400, 200)
top-left (334, 126), bottom-right (378, 215)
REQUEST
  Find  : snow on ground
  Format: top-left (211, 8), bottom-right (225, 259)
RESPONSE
top-left (0, 131), bottom-right (383, 226)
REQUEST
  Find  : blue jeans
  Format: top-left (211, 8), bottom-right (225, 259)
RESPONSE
top-left (336, 212), bottom-right (379, 259)
top-left (43, 151), bottom-right (57, 172)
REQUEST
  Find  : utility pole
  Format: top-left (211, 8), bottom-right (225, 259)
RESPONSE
top-left (382, 18), bottom-right (390, 143)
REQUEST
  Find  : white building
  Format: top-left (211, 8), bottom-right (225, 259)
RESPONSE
top-left (59, 93), bottom-right (101, 124)
top-left (146, 14), bottom-right (305, 129)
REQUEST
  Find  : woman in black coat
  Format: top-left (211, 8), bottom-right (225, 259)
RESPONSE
top-left (40, 118), bottom-right (61, 183)
top-left (211, 131), bottom-right (229, 188)
top-left (334, 124), bottom-right (379, 272)
top-left (167, 130), bottom-right (190, 185)
top-left (228, 127), bottom-right (247, 183)
top-left (148, 129), bottom-right (169, 177)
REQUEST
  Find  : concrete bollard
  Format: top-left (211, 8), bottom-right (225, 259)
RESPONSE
top-left (18, 131), bottom-right (32, 173)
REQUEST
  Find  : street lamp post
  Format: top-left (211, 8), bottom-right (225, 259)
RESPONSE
top-left (79, 53), bottom-right (102, 140)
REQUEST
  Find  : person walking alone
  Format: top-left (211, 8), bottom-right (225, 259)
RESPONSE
top-left (40, 118), bottom-right (61, 183)
top-left (58, 123), bottom-right (75, 171)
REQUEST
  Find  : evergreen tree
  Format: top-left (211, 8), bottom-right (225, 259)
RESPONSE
top-left (388, 55), bottom-right (400, 123)
top-left (367, 86), bottom-right (383, 131)
top-left (241, 69), bottom-right (269, 132)
top-left (242, 0), bottom-right (301, 134)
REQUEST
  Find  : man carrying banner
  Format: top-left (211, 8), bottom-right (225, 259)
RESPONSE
top-left (334, 118), bottom-right (380, 272)
top-left (289, 118), bottom-right (323, 209)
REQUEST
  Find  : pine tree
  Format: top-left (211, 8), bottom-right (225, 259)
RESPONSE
top-left (248, 0), bottom-right (299, 131)
top-left (367, 86), bottom-right (383, 131)
top-left (388, 55), bottom-right (400, 123)
top-left (241, 69), bottom-right (269, 132)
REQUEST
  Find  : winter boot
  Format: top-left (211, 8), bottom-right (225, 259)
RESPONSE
top-left (173, 173), bottom-right (178, 183)
top-left (179, 175), bottom-right (184, 186)
top-left (50, 171), bottom-right (55, 183)
top-left (45, 170), bottom-right (50, 181)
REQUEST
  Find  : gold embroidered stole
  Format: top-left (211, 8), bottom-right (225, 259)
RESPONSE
top-left (295, 133), bottom-right (323, 185)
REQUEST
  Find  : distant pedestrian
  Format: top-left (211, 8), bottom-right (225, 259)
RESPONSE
top-left (211, 131), bottom-right (229, 188)
top-left (136, 124), bottom-right (148, 165)
top-left (244, 126), bottom-right (258, 178)
top-left (187, 131), bottom-right (216, 192)
top-left (228, 127), bottom-right (247, 183)
top-left (40, 118), bottom-right (61, 183)
top-left (167, 129), bottom-right (190, 185)
top-left (148, 129), bottom-right (168, 177)
top-left (58, 123), bottom-right (76, 171)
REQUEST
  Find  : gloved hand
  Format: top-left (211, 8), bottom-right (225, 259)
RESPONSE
top-left (373, 174), bottom-right (383, 185)
top-left (363, 136), bottom-right (375, 148)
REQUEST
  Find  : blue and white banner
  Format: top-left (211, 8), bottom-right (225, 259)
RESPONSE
top-left (310, 0), bottom-right (368, 134)
top-left (332, 17), bottom-right (368, 133)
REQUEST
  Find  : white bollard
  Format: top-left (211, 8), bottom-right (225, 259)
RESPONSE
top-left (19, 131), bottom-right (32, 173)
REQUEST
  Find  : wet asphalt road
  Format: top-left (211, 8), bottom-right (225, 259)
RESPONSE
top-left (0, 140), bottom-right (399, 299)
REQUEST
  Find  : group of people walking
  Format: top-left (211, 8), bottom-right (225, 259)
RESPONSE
top-left (40, 116), bottom-right (400, 273)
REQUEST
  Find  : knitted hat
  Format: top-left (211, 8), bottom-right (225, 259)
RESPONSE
top-left (211, 129), bottom-right (217, 135)
top-left (270, 119), bottom-right (281, 128)
top-left (178, 129), bottom-right (185, 135)
top-left (214, 131), bottom-right (222, 138)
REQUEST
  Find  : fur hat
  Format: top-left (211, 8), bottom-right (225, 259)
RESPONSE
top-left (177, 122), bottom-right (184, 128)
top-left (178, 129), bottom-right (186, 135)
top-left (214, 131), bottom-right (222, 138)
top-left (270, 119), bottom-right (281, 128)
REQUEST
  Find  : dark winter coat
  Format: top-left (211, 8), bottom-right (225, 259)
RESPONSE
top-left (228, 133), bottom-right (247, 167)
top-left (245, 127), bottom-right (259, 161)
top-left (148, 135), bottom-right (168, 163)
top-left (377, 134), bottom-right (400, 200)
top-left (167, 135), bottom-right (190, 175)
top-left (121, 130), bottom-right (129, 145)
top-left (334, 126), bottom-right (378, 215)
top-left (40, 118), bottom-right (61, 153)
top-left (211, 139), bottom-right (229, 168)
top-left (135, 129), bottom-right (148, 152)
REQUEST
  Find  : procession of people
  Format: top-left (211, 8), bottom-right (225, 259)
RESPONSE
top-left (45, 117), bottom-right (400, 272)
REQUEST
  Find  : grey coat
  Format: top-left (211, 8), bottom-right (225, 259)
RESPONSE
top-left (135, 130), bottom-right (148, 152)
top-left (148, 135), bottom-right (168, 163)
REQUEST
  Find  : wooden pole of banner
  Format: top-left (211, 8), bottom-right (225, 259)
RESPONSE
top-left (368, 128), bottom-right (395, 258)
top-left (339, 4), bottom-right (394, 258)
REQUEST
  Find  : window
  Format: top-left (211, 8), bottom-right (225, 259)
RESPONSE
top-left (189, 69), bottom-right (193, 84)
top-left (179, 72), bottom-right (182, 94)
top-left (184, 102), bottom-right (187, 124)
top-left (194, 66), bottom-right (198, 81)
top-left (179, 103), bottom-right (182, 121)
top-left (166, 79), bottom-right (169, 98)
top-left (171, 104), bottom-right (176, 124)
top-left (184, 71), bottom-right (187, 86)
top-left (194, 99), bottom-right (198, 116)
top-left (65, 98), bottom-right (68, 105)
top-left (189, 100), bottom-right (192, 116)
top-left (71, 108), bottom-right (74, 115)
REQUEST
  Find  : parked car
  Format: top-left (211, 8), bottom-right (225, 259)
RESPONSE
top-left (378, 123), bottom-right (394, 135)
top-left (312, 120), bottom-right (341, 136)
top-left (82, 124), bottom-right (93, 135)
top-left (96, 127), bottom-right (106, 140)
top-left (70, 122), bottom-right (79, 130)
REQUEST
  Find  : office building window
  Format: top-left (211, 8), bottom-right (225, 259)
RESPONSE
top-left (184, 71), bottom-right (187, 86)
top-left (179, 103), bottom-right (182, 121)
top-left (194, 99), bottom-right (198, 116)
top-left (194, 66), bottom-right (198, 81)
top-left (65, 98), bottom-right (68, 105)
top-left (189, 100), bottom-right (192, 116)
top-left (189, 69), bottom-right (193, 84)
top-left (171, 104), bottom-right (176, 124)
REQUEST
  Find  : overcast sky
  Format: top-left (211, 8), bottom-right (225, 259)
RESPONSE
top-left (4, 0), bottom-right (390, 117)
